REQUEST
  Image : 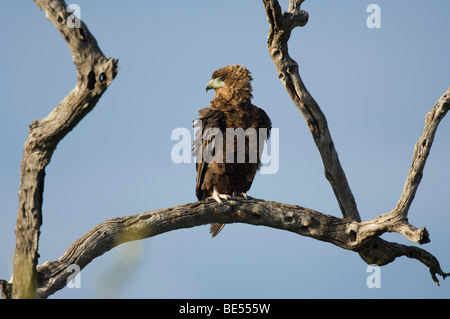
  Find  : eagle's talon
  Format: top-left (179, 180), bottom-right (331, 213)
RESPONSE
top-left (208, 194), bottom-right (222, 204)
top-left (232, 192), bottom-right (247, 199)
top-left (208, 186), bottom-right (230, 204)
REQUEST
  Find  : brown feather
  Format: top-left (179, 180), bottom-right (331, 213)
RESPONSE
top-left (193, 65), bottom-right (272, 237)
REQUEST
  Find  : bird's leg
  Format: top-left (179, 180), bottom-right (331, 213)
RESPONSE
top-left (209, 185), bottom-right (230, 204)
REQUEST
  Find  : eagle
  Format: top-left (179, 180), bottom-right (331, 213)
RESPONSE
top-left (193, 65), bottom-right (272, 237)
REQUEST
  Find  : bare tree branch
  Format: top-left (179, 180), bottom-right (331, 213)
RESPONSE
top-left (262, 0), bottom-right (360, 221)
top-left (35, 192), bottom-right (449, 298)
top-left (3, 0), bottom-right (448, 299)
top-left (357, 238), bottom-right (449, 286)
top-left (11, 0), bottom-right (118, 298)
top-left (359, 87), bottom-right (450, 239)
top-left (261, 0), bottom-right (449, 284)
top-left (393, 88), bottom-right (450, 217)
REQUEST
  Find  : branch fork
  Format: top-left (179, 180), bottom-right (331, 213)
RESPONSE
top-left (262, 0), bottom-right (449, 285)
top-left (9, 0), bottom-right (118, 299)
top-left (2, 0), bottom-right (449, 298)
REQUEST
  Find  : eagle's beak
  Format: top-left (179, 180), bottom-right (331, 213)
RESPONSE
top-left (205, 77), bottom-right (226, 92)
top-left (205, 81), bottom-right (214, 92)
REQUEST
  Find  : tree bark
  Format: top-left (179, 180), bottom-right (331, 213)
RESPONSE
top-left (261, 0), bottom-right (449, 284)
top-left (2, 0), bottom-right (449, 299)
top-left (11, 0), bottom-right (118, 298)
top-left (35, 191), bottom-right (448, 298)
top-left (263, 0), bottom-right (360, 222)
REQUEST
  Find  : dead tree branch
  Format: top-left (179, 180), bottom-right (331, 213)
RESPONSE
top-left (11, 0), bottom-right (118, 298)
top-left (35, 190), bottom-right (448, 298)
top-left (2, 0), bottom-right (448, 299)
top-left (261, 0), bottom-right (449, 283)
top-left (263, 0), bottom-right (360, 221)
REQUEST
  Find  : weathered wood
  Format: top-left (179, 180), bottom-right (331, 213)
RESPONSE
top-left (263, 0), bottom-right (360, 221)
top-left (35, 194), bottom-right (448, 298)
top-left (2, 0), bottom-right (449, 299)
top-left (261, 0), bottom-right (449, 285)
top-left (12, 0), bottom-right (118, 298)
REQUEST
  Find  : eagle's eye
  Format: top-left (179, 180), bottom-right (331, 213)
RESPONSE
top-left (220, 77), bottom-right (225, 81)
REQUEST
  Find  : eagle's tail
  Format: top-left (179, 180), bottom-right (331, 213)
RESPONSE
top-left (210, 223), bottom-right (226, 238)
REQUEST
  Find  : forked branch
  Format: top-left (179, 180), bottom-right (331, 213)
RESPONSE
top-left (2, 0), bottom-right (448, 299)
top-left (10, 0), bottom-right (118, 299)
top-left (262, 0), bottom-right (449, 283)
top-left (263, 0), bottom-right (360, 222)
top-left (35, 189), bottom-right (448, 298)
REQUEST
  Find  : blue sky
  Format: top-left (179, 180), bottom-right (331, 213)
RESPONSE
top-left (1, 1), bottom-right (449, 298)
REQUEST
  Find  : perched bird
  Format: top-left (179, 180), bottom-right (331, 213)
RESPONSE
top-left (193, 65), bottom-right (271, 237)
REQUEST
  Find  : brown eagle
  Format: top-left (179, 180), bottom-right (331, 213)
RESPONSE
top-left (193, 65), bottom-right (272, 237)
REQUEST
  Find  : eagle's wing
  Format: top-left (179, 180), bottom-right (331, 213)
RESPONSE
top-left (257, 107), bottom-right (272, 140)
top-left (193, 107), bottom-right (226, 200)
top-left (235, 105), bottom-right (272, 189)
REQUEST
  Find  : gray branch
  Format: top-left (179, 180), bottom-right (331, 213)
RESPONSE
top-left (263, 0), bottom-right (359, 221)
top-left (261, 0), bottom-right (449, 284)
top-left (2, 0), bottom-right (449, 299)
top-left (35, 193), bottom-right (448, 298)
top-left (11, 0), bottom-right (118, 298)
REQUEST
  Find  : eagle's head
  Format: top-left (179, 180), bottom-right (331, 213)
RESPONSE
top-left (206, 65), bottom-right (253, 107)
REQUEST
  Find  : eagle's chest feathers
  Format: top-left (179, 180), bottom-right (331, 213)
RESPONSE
top-left (224, 108), bottom-right (256, 130)
top-left (210, 97), bottom-right (257, 130)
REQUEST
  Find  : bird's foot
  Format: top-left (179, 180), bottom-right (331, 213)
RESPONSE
top-left (209, 187), bottom-right (230, 204)
top-left (209, 193), bottom-right (230, 204)
top-left (232, 192), bottom-right (248, 199)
